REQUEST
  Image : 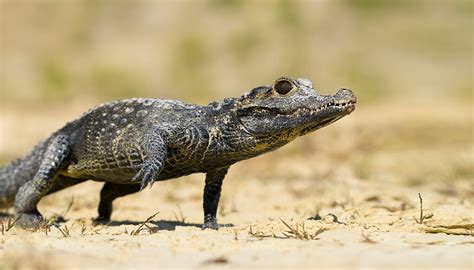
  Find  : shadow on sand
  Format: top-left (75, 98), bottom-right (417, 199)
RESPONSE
top-left (0, 213), bottom-right (234, 231)
top-left (96, 219), bottom-right (234, 231)
top-left (0, 212), bottom-right (14, 219)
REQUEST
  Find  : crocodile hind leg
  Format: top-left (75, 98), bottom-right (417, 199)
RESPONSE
top-left (14, 135), bottom-right (70, 229)
top-left (95, 183), bottom-right (141, 222)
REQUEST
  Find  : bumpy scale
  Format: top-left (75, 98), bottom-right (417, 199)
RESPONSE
top-left (0, 77), bottom-right (356, 229)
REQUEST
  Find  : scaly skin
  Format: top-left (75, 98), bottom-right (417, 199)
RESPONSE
top-left (0, 77), bottom-right (356, 229)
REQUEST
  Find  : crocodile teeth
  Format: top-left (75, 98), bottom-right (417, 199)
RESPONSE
top-left (290, 101), bottom-right (355, 115)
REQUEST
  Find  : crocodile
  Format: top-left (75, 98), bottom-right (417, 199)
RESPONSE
top-left (0, 77), bottom-right (356, 229)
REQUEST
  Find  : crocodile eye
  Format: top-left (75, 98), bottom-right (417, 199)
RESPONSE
top-left (274, 79), bottom-right (294, 95)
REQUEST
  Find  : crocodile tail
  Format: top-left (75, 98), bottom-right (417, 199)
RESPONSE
top-left (0, 141), bottom-right (47, 208)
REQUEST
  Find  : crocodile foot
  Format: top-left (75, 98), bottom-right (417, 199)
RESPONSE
top-left (16, 210), bottom-right (45, 230)
top-left (92, 216), bottom-right (111, 225)
top-left (202, 220), bottom-right (220, 230)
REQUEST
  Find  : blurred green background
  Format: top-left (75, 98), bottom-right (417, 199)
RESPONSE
top-left (0, 0), bottom-right (473, 186)
top-left (1, 0), bottom-right (471, 104)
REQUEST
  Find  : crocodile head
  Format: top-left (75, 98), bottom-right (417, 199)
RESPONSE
top-left (236, 77), bottom-right (356, 140)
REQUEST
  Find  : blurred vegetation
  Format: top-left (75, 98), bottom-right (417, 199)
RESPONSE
top-left (0, 0), bottom-right (471, 104)
top-left (0, 0), bottom-right (472, 185)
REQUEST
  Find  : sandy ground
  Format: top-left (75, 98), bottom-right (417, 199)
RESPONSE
top-left (0, 102), bottom-right (473, 269)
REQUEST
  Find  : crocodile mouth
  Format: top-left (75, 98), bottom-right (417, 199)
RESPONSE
top-left (298, 100), bottom-right (356, 134)
top-left (244, 100), bottom-right (356, 117)
top-left (289, 100), bottom-right (356, 116)
top-left (299, 116), bottom-right (340, 135)
top-left (314, 116), bottom-right (339, 127)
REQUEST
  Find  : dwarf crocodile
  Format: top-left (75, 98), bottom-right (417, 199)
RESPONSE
top-left (0, 77), bottom-right (356, 229)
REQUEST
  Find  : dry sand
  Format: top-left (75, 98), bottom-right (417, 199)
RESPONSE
top-left (0, 102), bottom-right (473, 269)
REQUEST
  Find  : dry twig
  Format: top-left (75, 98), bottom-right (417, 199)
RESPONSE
top-left (360, 230), bottom-right (377, 244)
top-left (130, 212), bottom-right (159, 236)
top-left (57, 225), bottom-right (70, 238)
top-left (5, 217), bottom-right (19, 232)
top-left (171, 205), bottom-right (186, 223)
top-left (414, 193), bottom-right (433, 224)
top-left (62, 196), bottom-right (75, 217)
top-left (248, 225), bottom-right (276, 239)
top-left (80, 223), bottom-right (87, 235)
top-left (280, 219), bottom-right (326, 240)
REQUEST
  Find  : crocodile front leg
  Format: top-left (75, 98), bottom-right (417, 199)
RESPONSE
top-left (202, 167), bottom-right (229, 230)
top-left (132, 131), bottom-right (167, 190)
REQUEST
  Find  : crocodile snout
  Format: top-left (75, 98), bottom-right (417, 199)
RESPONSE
top-left (335, 88), bottom-right (357, 103)
top-left (332, 88), bottom-right (356, 114)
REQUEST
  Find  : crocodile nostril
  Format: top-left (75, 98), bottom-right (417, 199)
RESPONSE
top-left (336, 88), bottom-right (352, 95)
top-left (336, 88), bottom-right (356, 103)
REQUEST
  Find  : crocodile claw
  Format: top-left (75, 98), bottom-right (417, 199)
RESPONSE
top-left (202, 221), bottom-right (220, 230)
top-left (132, 162), bottom-right (161, 190)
